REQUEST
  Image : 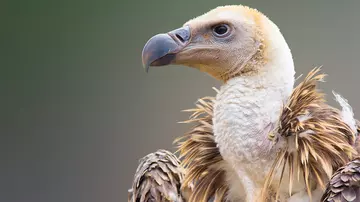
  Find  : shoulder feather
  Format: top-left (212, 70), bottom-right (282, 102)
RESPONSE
top-left (128, 149), bottom-right (186, 202)
top-left (321, 157), bottom-right (360, 202)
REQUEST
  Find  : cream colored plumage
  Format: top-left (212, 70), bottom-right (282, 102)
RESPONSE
top-left (137, 4), bottom-right (360, 202)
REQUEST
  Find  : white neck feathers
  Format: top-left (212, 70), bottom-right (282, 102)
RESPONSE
top-left (213, 23), bottom-right (295, 163)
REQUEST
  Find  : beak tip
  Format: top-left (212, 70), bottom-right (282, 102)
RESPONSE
top-left (141, 33), bottom-right (182, 73)
top-left (144, 65), bottom-right (149, 73)
top-left (142, 51), bottom-right (150, 73)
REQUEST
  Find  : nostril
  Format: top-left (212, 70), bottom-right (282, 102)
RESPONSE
top-left (169, 26), bottom-right (190, 44)
top-left (175, 34), bottom-right (185, 43)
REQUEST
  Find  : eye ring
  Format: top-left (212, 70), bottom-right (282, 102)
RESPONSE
top-left (212, 24), bottom-right (231, 38)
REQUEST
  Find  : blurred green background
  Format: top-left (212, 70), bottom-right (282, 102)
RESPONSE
top-left (2, 0), bottom-right (360, 201)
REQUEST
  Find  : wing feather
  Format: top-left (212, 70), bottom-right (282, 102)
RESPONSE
top-left (128, 149), bottom-right (186, 202)
top-left (321, 158), bottom-right (360, 202)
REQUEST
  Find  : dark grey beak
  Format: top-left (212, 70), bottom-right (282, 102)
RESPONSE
top-left (141, 26), bottom-right (191, 72)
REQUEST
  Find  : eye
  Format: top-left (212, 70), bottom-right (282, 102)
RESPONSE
top-left (212, 24), bottom-right (231, 37)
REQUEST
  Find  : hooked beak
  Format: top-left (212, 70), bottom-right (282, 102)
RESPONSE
top-left (141, 26), bottom-right (191, 72)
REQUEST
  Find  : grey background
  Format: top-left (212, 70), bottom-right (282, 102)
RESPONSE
top-left (2, 0), bottom-right (360, 201)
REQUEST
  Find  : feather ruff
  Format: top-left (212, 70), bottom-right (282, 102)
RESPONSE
top-left (175, 96), bottom-right (229, 202)
top-left (263, 67), bottom-right (357, 201)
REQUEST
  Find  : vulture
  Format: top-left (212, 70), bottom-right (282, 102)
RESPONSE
top-left (132, 4), bottom-right (360, 202)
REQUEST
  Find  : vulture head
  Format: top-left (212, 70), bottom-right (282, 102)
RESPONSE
top-left (142, 5), bottom-right (294, 82)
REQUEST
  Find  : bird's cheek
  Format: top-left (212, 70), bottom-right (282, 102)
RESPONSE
top-left (174, 47), bottom-right (227, 76)
top-left (171, 48), bottom-right (200, 65)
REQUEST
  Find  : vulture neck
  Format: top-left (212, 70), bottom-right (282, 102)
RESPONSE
top-left (213, 36), bottom-right (295, 165)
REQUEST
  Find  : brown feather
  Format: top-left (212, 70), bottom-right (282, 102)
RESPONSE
top-left (128, 149), bottom-right (187, 202)
top-left (321, 157), bottom-right (360, 202)
top-left (263, 67), bottom-right (357, 201)
top-left (175, 96), bottom-right (230, 202)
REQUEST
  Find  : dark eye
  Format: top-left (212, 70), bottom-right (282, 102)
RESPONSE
top-left (212, 24), bottom-right (230, 37)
